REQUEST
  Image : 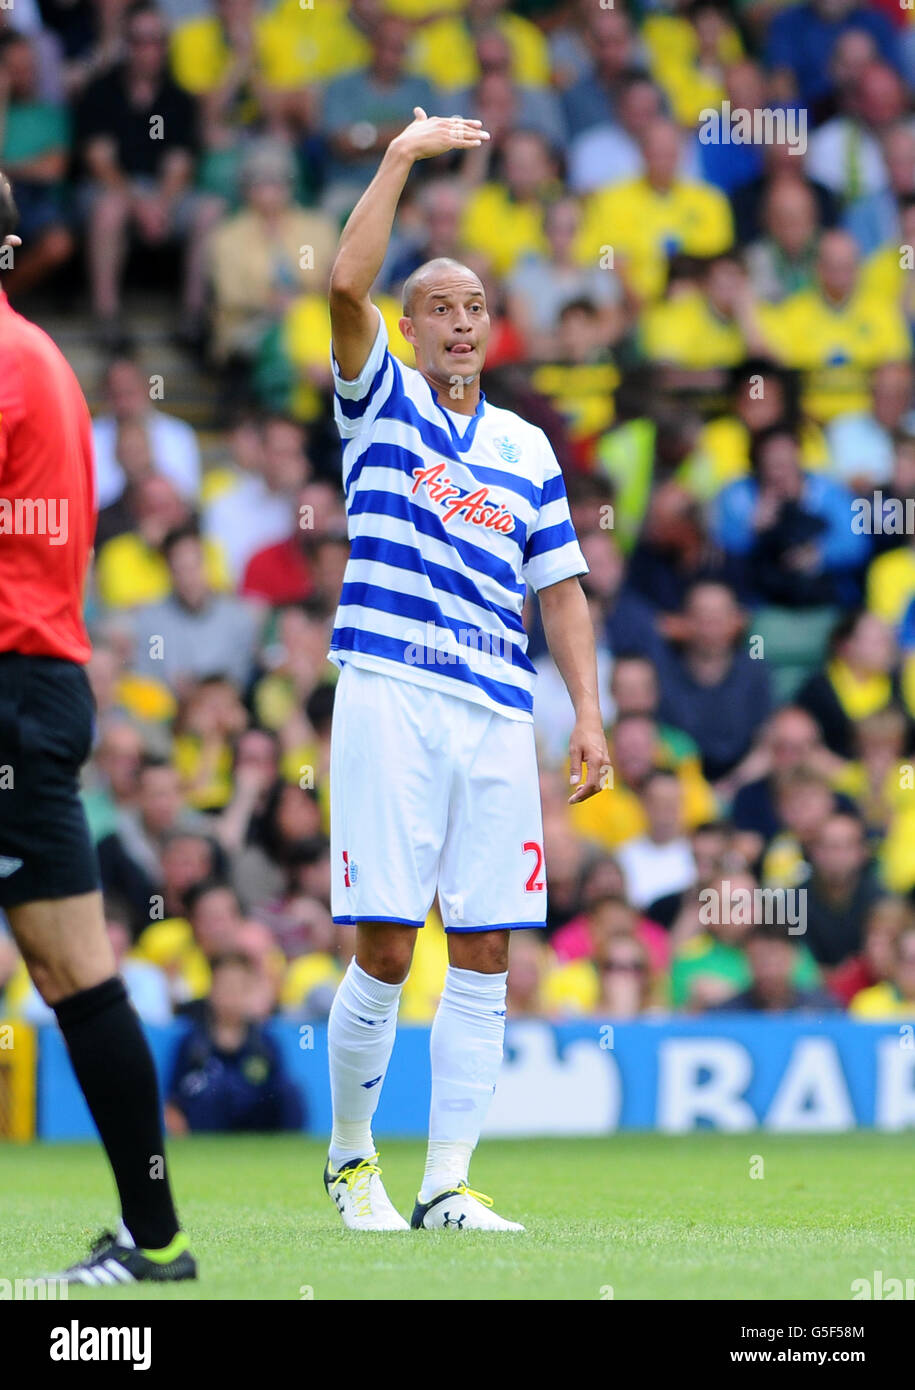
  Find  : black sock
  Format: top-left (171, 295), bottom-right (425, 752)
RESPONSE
top-left (54, 976), bottom-right (180, 1250)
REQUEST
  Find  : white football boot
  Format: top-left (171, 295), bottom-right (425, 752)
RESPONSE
top-left (324, 1155), bottom-right (409, 1231)
top-left (411, 1183), bottom-right (525, 1232)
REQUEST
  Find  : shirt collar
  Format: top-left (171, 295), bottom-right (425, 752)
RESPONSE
top-left (431, 382), bottom-right (487, 454)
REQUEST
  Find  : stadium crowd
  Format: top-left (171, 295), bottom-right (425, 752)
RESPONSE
top-left (3, 0), bottom-right (915, 1126)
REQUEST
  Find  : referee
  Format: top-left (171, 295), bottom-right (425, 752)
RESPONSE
top-left (0, 174), bottom-right (195, 1285)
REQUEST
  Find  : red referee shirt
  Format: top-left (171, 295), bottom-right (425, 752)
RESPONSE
top-left (0, 289), bottom-right (96, 663)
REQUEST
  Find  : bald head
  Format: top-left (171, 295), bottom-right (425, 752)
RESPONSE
top-left (398, 256), bottom-right (490, 398)
top-left (401, 257), bottom-right (484, 318)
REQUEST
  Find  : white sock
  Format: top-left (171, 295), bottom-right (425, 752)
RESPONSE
top-left (327, 959), bottom-right (403, 1171)
top-left (420, 965), bottom-right (507, 1202)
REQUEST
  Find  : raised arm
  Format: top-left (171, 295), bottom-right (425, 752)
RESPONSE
top-left (328, 106), bottom-right (489, 381)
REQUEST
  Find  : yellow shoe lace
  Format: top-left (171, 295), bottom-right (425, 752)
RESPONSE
top-left (453, 1183), bottom-right (494, 1208)
top-left (331, 1157), bottom-right (383, 1219)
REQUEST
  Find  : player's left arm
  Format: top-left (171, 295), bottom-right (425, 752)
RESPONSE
top-left (539, 576), bottom-right (609, 804)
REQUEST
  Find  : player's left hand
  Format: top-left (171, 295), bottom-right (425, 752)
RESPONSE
top-left (568, 713), bottom-right (609, 805)
top-left (392, 108), bottom-right (491, 163)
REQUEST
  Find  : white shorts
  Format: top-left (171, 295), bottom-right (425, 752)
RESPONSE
top-left (329, 663), bottom-right (546, 932)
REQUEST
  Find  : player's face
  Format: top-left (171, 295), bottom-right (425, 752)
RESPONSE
top-left (402, 275), bottom-right (490, 390)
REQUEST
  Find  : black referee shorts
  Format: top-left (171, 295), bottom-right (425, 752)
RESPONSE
top-left (0, 653), bottom-right (100, 909)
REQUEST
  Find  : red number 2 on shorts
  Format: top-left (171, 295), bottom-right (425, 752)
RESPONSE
top-left (523, 840), bottom-right (545, 893)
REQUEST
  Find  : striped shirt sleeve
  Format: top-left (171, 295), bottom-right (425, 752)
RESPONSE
top-left (331, 305), bottom-right (396, 440)
top-left (521, 435), bottom-right (588, 593)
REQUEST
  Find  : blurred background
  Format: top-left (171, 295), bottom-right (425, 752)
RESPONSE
top-left (2, 0), bottom-right (915, 1140)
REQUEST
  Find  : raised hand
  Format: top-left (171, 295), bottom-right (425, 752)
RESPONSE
top-left (392, 107), bottom-right (491, 162)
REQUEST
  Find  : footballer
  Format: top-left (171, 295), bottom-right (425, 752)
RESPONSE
top-left (323, 110), bottom-right (608, 1232)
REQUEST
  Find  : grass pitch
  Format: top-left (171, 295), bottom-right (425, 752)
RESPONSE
top-left (4, 1132), bottom-right (914, 1300)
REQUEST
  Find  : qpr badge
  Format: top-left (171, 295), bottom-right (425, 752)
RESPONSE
top-left (494, 435), bottom-right (521, 464)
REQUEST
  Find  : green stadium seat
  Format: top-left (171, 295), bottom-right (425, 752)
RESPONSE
top-left (747, 605), bottom-right (840, 704)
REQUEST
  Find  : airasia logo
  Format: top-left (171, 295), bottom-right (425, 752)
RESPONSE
top-left (411, 462), bottom-right (515, 535)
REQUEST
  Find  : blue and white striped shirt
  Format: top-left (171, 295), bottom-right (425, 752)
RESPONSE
top-left (328, 307), bottom-right (588, 721)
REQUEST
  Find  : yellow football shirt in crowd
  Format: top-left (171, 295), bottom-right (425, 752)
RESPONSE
top-left (756, 287), bottom-right (910, 420)
top-left (199, 467), bottom-right (238, 506)
top-left (399, 907), bottom-right (450, 1022)
top-left (170, 8), bottom-right (324, 94)
top-left (825, 659), bottom-right (893, 722)
top-left (133, 917), bottom-right (287, 1003)
top-left (280, 951), bottom-right (342, 1012)
top-left (831, 756), bottom-right (915, 891)
top-left (408, 11), bottom-right (549, 90)
top-left (386, 0), bottom-right (462, 15)
top-left (639, 289), bottom-right (746, 368)
top-left (528, 361), bottom-right (619, 442)
top-left (568, 761), bottom-right (718, 851)
top-left (860, 240), bottom-right (915, 322)
top-left (132, 917), bottom-right (212, 1002)
top-left (115, 672), bottom-right (177, 725)
top-left (880, 803), bottom-right (915, 894)
top-left (172, 734), bottom-right (236, 811)
top-left (207, 206), bottom-right (338, 363)
top-left (282, 909), bottom-right (448, 1021)
top-left (271, 0), bottom-right (375, 82)
top-left (282, 291), bottom-right (413, 420)
top-left (94, 534), bottom-right (231, 610)
top-left (642, 13), bottom-right (742, 126)
top-left (849, 982), bottom-right (915, 1018)
top-left (459, 182), bottom-right (550, 278)
top-left (574, 176), bottom-right (734, 304)
top-left (866, 546), bottom-right (915, 628)
top-left (695, 415), bottom-right (830, 493)
top-left (761, 833), bottom-right (808, 890)
top-left (540, 957), bottom-right (600, 1017)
